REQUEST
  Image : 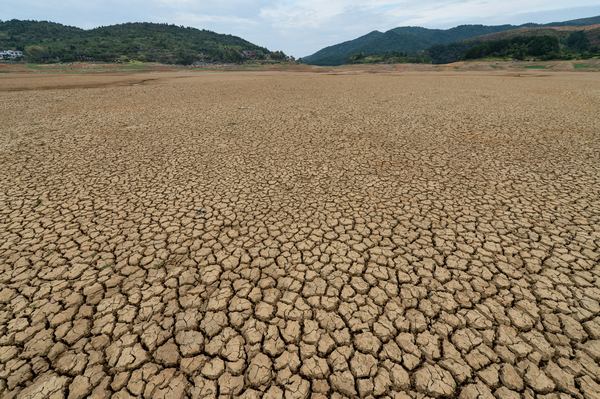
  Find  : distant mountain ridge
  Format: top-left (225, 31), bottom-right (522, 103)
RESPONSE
top-left (0, 20), bottom-right (286, 64)
top-left (303, 15), bottom-right (600, 65)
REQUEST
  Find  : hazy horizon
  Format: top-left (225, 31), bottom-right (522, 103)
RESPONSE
top-left (2, 1), bottom-right (600, 57)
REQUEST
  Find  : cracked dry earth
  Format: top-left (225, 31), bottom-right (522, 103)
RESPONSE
top-left (1, 70), bottom-right (600, 399)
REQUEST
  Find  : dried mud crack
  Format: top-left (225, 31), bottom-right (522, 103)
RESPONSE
top-left (0, 70), bottom-right (599, 399)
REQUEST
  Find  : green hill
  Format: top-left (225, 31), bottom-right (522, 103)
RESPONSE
top-left (303, 16), bottom-right (600, 65)
top-left (0, 20), bottom-right (286, 64)
top-left (428, 25), bottom-right (600, 64)
top-left (476, 24), bottom-right (600, 47)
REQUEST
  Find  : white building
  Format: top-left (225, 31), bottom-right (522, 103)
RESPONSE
top-left (0, 50), bottom-right (24, 60)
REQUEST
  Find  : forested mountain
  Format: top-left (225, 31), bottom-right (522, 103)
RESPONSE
top-left (0, 20), bottom-right (286, 64)
top-left (303, 15), bottom-right (600, 65)
top-left (427, 25), bottom-right (600, 64)
top-left (302, 25), bottom-right (514, 66)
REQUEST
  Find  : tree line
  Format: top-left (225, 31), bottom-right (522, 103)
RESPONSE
top-left (345, 31), bottom-right (598, 65)
top-left (428, 32), bottom-right (597, 64)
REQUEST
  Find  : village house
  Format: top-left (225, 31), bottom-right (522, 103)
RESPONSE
top-left (0, 50), bottom-right (24, 60)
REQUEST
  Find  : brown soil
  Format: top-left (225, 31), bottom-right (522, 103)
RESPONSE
top-left (0, 70), bottom-right (599, 398)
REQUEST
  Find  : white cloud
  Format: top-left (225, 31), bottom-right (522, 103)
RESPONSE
top-left (171, 12), bottom-right (257, 26)
top-left (259, 2), bottom-right (337, 28)
top-left (383, 0), bottom-right (600, 26)
top-left (259, 0), bottom-right (600, 30)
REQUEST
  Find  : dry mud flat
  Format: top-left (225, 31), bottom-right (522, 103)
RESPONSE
top-left (0, 70), bottom-right (599, 399)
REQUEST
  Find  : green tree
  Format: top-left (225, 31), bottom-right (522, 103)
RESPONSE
top-left (526, 36), bottom-right (559, 57)
top-left (24, 45), bottom-right (49, 62)
top-left (270, 51), bottom-right (287, 60)
top-left (349, 53), bottom-right (365, 63)
top-left (567, 31), bottom-right (590, 52)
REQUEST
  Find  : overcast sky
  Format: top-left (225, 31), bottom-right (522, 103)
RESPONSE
top-left (2, 1), bottom-right (600, 57)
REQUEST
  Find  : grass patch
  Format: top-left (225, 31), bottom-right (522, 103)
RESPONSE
top-left (574, 63), bottom-right (592, 69)
top-left (121, 61), bottom-right (151, 71)
top-left (525, 65), bottom-right (547, 70)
